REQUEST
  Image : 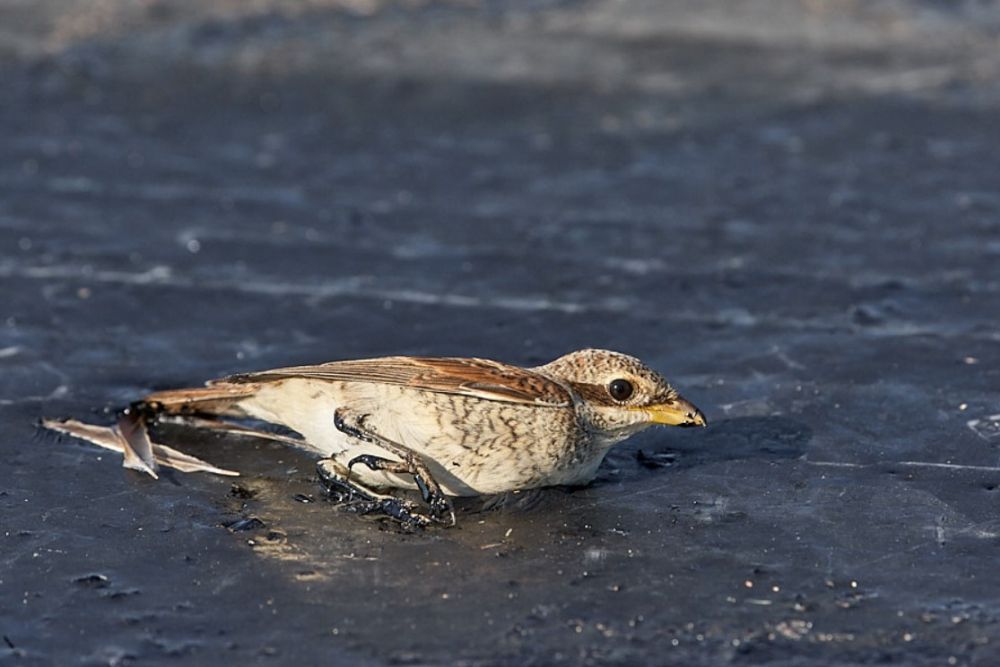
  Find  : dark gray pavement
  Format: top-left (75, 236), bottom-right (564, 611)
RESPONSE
top-left (2, 1), bottom-right (1000, 664)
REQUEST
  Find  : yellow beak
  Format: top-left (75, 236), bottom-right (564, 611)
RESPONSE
top-left (641, 396), bottom-right (707, 428)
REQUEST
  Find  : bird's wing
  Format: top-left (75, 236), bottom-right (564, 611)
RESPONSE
top-left (219, 356), bottom-right (571, 407)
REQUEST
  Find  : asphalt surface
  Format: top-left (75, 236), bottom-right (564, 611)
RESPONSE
top-left (2, 1), bottom-right (1000, 665)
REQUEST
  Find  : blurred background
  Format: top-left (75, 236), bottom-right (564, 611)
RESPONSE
top-left (2, 1), bottom-right (999, 665)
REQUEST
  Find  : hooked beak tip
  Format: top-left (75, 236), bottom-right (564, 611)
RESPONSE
top-left (643, 397), bottom-right (708, 428)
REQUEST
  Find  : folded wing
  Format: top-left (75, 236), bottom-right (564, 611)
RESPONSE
top-left (220, 356), bottom-right (572, 408)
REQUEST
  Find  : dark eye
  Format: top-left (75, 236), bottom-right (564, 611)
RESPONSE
top-left (608, 379), bottom-right (634, 401)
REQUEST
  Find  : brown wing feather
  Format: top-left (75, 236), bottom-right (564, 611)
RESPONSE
top-left (220, 356), bottom-right (571, 407)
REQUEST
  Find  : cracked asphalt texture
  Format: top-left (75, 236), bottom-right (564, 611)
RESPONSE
top-left (2, 1), bottom-right (1000, 665)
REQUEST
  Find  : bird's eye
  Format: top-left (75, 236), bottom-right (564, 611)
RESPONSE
top-left (608, 379), bottom-right (634, 401)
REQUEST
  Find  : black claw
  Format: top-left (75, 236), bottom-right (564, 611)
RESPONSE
top-left (419, 484), bottom-right (455, 525)
top-left (317, 465), bottom-right (363, 502)
top-left (414, 474), bottom-right (431, 502)
top-left (336, 496), bottom-right (431, 528)
top-left (429, 499), bottom-right (456, 527)
top-left (348, 454), bottom-right (385, 472)
top-left (376, 499), bottom-right (431, 527)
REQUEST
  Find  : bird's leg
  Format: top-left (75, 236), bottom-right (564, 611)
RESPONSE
top-left (316, 458), bottom-right (389, 500)
top-left (316, 458), bottom-right (434, 527)
top-left (333, 408), bottom-right (455, 526)
top-left (348, 455), bottom-right (454, 524)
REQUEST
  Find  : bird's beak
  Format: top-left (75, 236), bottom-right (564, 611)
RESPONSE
top-left (641, 396), bottom-right (707, 428)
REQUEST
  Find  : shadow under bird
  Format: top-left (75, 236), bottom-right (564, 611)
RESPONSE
top-left (44, 348), bottom-right (706, 526)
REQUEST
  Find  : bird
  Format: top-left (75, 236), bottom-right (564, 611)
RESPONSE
top-left (44, 348), bottom-right (706, 525)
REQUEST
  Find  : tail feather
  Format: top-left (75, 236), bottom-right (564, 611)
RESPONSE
top-left (41, 418), bottom-right (240, 477)
top-left (117, 410), bottom-right (159, 477)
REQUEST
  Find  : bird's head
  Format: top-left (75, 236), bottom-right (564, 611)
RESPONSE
top-left (535, 348), bottom-right (706, 440)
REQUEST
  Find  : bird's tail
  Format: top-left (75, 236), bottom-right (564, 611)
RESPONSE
top-left (41, 380), bottom-right (305, 478)
top-left (41, 416), bottom-right (241, 478)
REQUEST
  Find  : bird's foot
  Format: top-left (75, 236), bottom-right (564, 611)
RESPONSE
top-left (348, 454), bottom-right (455, 526)
top-left (316, 459), bottom-right (439, 528)
top-left (333, 408), bottom-right (457, 526)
